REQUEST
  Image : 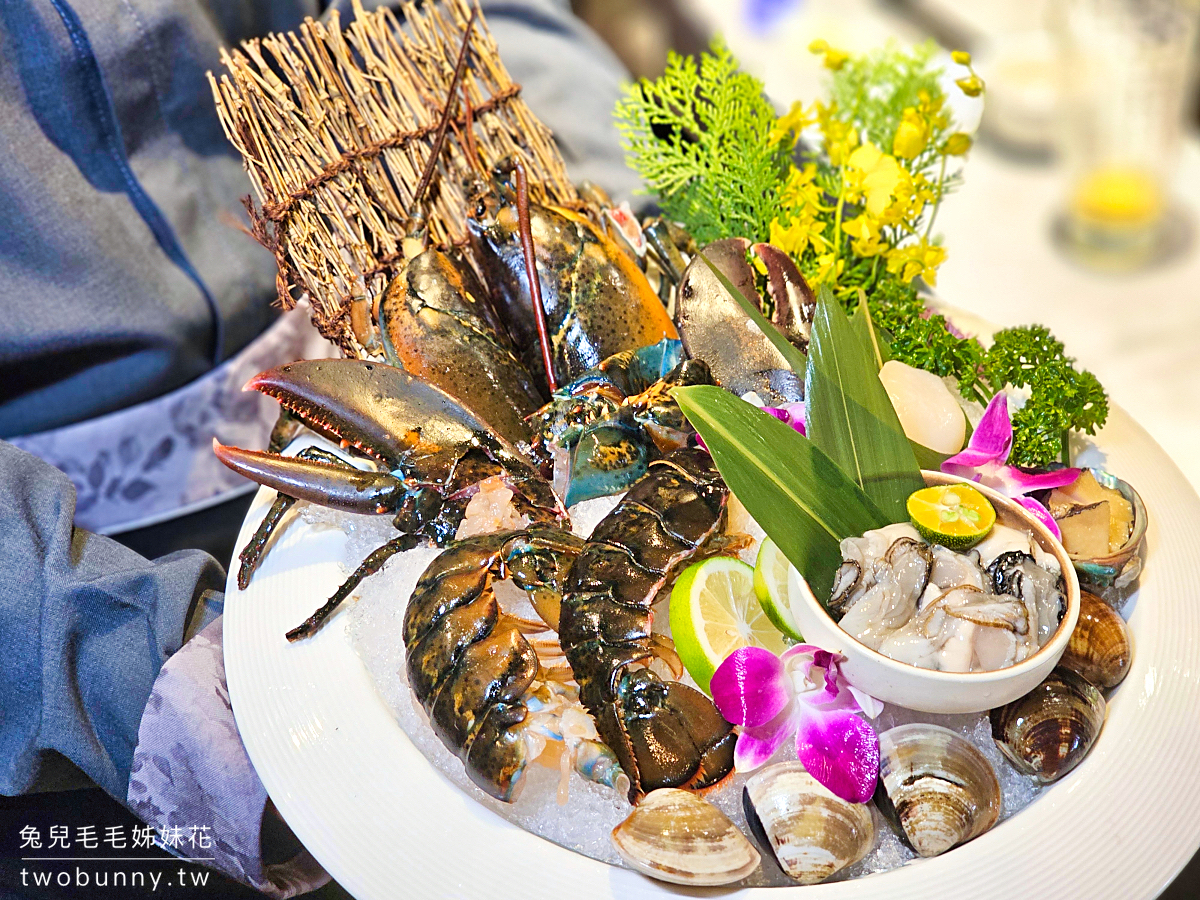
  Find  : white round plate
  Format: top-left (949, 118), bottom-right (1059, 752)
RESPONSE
top-left (224, 408), bottom-right (1200, 900)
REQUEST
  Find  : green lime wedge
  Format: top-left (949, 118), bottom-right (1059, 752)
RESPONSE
top-left (752, 537), bottom-right (806, 642)
top-left (907, 484), bottom-right (996, 550)
top-left (669, 556), bottom-right (792, 695)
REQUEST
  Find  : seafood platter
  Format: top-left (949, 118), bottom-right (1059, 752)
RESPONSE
top-left (211, 2), bottom-right (1200, 896)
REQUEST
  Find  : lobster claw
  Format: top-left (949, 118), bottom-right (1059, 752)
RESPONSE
top-left (562, 356), bottom-right (716, 507)
top-left (213, 442), bottom-right (406, 515)
top-left (218, 359), bottom-right (566, 533)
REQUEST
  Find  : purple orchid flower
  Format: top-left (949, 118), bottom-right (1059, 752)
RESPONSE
top-left (710, 645), bottom-right (882, 803)
top-left (941, 393), bottom-right (1079, 540)
top-left (695, 401), bottom-right (804, 453)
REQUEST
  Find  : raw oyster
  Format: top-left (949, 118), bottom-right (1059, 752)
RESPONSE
top-left (742, 762), bottom-right (875, 885)
top-left (875, 723), bottom-right (1002, 858)
top-left (835, 526), bottom-right (1061, 672)
top-left (986, 550), bottom-right (1067, 644)
top-left (974, 523), bottom-right (1061, 573)
top-left (1059, 591), bottom-right (1132, 689)
top-left (611, 788), bottom-right (760, 885)
top-left (837, 538), bottom-right (932, 648)
top-left (990, 668), bottom-right (1106, 783)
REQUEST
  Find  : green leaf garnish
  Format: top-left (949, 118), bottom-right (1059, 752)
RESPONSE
top-left (804, 286), bottom-right (924, 520)
top-left (850, 291), bottom-right (891, 370)
top-left (673, 385), bottom-right (890, 603)
top-left (613, 38), bottom-right (790, 245)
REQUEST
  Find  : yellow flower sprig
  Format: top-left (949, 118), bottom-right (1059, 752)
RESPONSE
top-left (763, 39), bottom-right (983, 297)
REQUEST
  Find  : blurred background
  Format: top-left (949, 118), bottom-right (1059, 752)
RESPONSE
top-left (573, 0), bottom-right (1200, 504)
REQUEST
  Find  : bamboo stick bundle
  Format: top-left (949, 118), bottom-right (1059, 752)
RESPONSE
top-left (208, 0), bottom-right (581, 356)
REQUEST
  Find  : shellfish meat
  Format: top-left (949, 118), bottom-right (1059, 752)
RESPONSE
top-left (875, 724), bottom-right (1002, 858)
top-left (743, 762), bottom-right (875, 885)
top-left (611, 788), bottom-right (760, 885)
top-left (990, 667), bottom-right (1106, 783)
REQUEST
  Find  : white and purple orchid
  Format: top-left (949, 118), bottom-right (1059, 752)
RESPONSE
top-left (709, 645), bottom-right (882, 803)
top-left (941, 393), bottom-right (1079, 540)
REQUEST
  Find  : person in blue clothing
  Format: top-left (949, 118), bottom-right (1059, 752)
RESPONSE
top-left (0, 0), bottom-right (635, 894)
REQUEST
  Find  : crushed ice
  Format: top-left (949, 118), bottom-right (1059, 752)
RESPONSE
top-left (305, 495), bottom-right (1055, 887)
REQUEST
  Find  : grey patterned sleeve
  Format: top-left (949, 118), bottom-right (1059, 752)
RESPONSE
top-left (127, 617), bottom-right (330, 898)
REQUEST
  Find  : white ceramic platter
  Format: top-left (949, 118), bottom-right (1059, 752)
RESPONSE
top-left (224, 408), bottom-right (1200, 900)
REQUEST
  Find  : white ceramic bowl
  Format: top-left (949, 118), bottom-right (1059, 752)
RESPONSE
top-left (788, 471), bottom-right (1080, 713)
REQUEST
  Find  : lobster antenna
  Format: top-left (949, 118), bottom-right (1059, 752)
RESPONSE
top-left (513, 156), bottom-right (557, 393)
top-left (409, 6), bottom-right (479, 217)
top-left (208, 0), bottom-right (583, 358)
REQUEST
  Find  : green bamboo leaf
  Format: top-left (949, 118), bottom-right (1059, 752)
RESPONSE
top-left (910, 439), bottom-right (951, 470)
top-left (695, 251), bottom-right (809, 374)
top-left (850, 292), bottom-right (891, 369)
top-left (804, 286), bottom-right (924, 520)
top-left (673, 385), bottom-right (890, 603)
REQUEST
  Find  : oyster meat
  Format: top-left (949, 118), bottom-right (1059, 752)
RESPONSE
top-left (833, 524), bottom-right (1065, 672)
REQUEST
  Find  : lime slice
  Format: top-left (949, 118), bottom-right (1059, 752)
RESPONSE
top-left (669, 556), bottom-right (792, 695)
top-left (753, 538), bottom-right (805, 642)
top-left (907, 484), bottom-right (996, 549)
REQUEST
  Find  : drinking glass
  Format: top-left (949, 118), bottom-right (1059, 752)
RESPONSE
top-left (1050, 0), bottom-right (1199, 269)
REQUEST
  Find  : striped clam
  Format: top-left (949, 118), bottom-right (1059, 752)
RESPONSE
top-left (1058, 591), bottom-right (1132, 689)
top-left (610, 788), bottom-right (760, 885)
top-left (743, 762), bottom-right (875, 884)
top-left (990, 667), bottom-right (1106, 783)
top-left (875, 724), bottom-right (1002, 858)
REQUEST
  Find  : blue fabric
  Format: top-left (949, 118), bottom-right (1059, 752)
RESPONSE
top-left (0, 0), bottom-right (634, 812)
top-left (40, 0), bottom-right (225, 363)
top-left (0, 440), bottom-right (225, 800)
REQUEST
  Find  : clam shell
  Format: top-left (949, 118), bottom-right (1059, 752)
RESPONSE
top-left (611, 788), bottom-right (760, 885)
top-left (991, 667), bottom-right (1105, 784)
top-left (876, 724), bottom-right (1001, 858)
top-left (1059, 591), bottom-right (1132, 689)
top-left (743, 762), bottom-right (874, 885)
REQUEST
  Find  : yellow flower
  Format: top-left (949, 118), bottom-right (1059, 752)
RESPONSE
top-left (770, 217), bottom-right (816, 259)
top-left (845, 142), bottom-right (902, 215)
top-left (780, 163), bottom-right (828, 210)
top-left (875, 169), bottom-right (922, 228)
top-left (808, 39), bottom-right (849, 70)
top-left (943, 132), bottom-right (973, 156)
top-left (956, 74), bottom-right (985, 98)
top-left (892, 108), bottom-right (929, 159)
top-left (769, 101), bottom-right (816, 148)
top-left (886, 240), bottom-right (948, 286)
top-left (814, 251), bottom-right (845, 285)
top-left (770, 165), bottom-right (830, 258)
top-left (951, 50), bottom-right (972, 66)
top-left (842, 214), bottom-right (887, 257)
top-left (816, 102), bottom-right (859, 166)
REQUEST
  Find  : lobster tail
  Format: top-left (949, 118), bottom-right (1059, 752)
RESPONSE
top-left (560, 448), bottom-right (737, 802)
top-left (402, 529), bottom-right (585, 802)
